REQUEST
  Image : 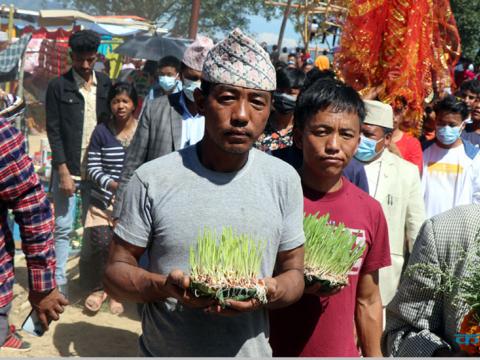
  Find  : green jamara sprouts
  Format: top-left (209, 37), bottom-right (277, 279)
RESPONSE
top-left (304, 213), bottom-right (365, 287)
top-left (406, 230), bottom-right (480, 315)
top-left (189, 227), bottom-right (268, 304)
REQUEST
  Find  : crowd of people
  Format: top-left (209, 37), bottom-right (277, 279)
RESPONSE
top-left (0, 26), bottom-right (479, 357)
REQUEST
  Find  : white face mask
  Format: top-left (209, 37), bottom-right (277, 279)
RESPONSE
top-left (183, 78), bottom-right (201, 102)
top-left (158, 75), bottom-right (178, 91)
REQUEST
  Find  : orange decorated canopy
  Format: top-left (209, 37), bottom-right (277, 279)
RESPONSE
top-left (334, 0), bottom-right (461, 133)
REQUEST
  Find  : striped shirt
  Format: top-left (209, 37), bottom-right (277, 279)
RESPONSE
top-left (0, 119), bottom-right (56, 307)
top-left (87, 122), bottom-right (128, 210)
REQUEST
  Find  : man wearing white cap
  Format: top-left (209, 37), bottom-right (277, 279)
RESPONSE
top-left (104, 29), bottom-right (305, 356)
top-left (354, 100), bottom-right (425, 312)
top-left (113, 35), bottom-right (214, 218)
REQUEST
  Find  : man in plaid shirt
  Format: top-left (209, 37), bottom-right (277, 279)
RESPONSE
top-left (0, 119), bottom-right (68, 350)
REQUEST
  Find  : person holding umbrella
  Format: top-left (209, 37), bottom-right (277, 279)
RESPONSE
top-left (113, 35), bottom-right (214, 219)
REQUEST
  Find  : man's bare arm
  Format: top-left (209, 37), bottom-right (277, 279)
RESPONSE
top-left (355, 270), bottom-right (383, 357)
top-left (266, 245), bottom-right (305, 309)
top-left (103, 235), bottom-right (214, 308)
top-left (103, 235), bottom-right (169, 303)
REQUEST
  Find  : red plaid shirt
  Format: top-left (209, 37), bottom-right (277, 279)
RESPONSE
top-left (0, 120), bottom-right (56, 307)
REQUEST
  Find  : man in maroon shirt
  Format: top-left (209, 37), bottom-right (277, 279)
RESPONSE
top-left (269, 78), bottom-right (391, 357)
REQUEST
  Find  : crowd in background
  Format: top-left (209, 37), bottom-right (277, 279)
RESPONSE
top-left (1, 27), bottom-right (480, 357)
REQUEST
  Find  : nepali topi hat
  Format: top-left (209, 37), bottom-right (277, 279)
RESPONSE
top-left (202, 28), bottom-right (276, 91)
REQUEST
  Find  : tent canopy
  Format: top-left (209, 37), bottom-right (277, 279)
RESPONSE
top-left (38, 10), bottom-right (154, 29)
top-left (38, 10), bottom-right (96, 27)
top-left (0, 7), bottom-right (167, 37)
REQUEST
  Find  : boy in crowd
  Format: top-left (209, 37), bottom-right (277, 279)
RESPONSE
top-left (458, 79), bottom-right (480, 122)
top-left (147, 55), bottom-right (182, 100)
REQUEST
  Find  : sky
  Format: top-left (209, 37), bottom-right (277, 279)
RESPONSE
top-left (248, 15), bottom-right (302, 48)
top-left (7, 0), bottom-right (303, 48)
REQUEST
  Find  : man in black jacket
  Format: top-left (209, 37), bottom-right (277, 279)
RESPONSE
top-left (46, 30), bottom-right (111, 298)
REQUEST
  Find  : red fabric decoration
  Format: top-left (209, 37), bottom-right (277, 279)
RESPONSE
top-left (335, 0), bottom-right (461, 134)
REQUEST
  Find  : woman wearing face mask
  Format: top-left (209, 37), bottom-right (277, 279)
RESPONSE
top-left (81, 82), bottom-right (139, 315)
top-left (255, 67), bottom-right (306, 152)
top-left (422, 95), bottom-right (480, 218)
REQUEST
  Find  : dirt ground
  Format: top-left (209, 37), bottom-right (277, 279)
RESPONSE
top-left (2, 254), bottom-right (142, 357)
top-left (0, 133), bottom-right (142, 356)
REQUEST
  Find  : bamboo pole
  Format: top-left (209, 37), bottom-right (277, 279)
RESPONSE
top-left (320, 0), bottom-right (331, 44)
top-left (7, 3), bottom-right (13, 39)
top-left (277, 0), bottom-right (292, 50)
top-left (303, 0), bottom-right (309, 49)
top-left (265, 0), bottom-right (347, 52)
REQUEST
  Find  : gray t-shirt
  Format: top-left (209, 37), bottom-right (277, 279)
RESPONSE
top-left (114, 144), bottom-right (305, 357)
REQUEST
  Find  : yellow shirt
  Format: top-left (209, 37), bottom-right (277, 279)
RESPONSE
top-left (73, 70), bottom-right (97, 179)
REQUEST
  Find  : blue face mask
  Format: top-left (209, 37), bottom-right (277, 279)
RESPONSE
top-left (183, 79), bottom-right (201, 102)
top-left (436, 125), bottom-right (462, 145)
top-left (158, 75), bottom-right (178, 92)
top-left (354, 135), bottom-right (383, 162)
